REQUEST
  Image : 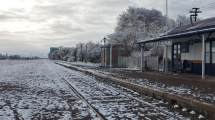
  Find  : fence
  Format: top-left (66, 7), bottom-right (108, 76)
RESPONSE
top-left (118, 56), bottom-right (159, 70)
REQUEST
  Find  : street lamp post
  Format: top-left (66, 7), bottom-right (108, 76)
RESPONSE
top-left (165, 0), bottom-right (168, 75)
top-left (101, 37), bottom-right (106, 45)
top-left (101, 37), bottom-right (107, 67)
top-left (110, 43), bottom-right (112, 74)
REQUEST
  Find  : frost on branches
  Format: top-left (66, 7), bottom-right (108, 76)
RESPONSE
top-left (107, 6), bottom-right (191, 57)
top-left (107, 6), bottom-right (167, 56)
top-left (51, 42), bottom-right (102, 63)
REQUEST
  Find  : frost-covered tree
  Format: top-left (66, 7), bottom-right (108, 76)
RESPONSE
top-left (176, 15), bottom-right (202, 26)
top-left (68, 47), bottom-right (78, 62)
top-left (86, 41), bottom-right (102, 63)
top-left (108, 28), bottom-right (141, 55)
top-left (167, 18), bottom-right (177, 31)
top-left (107, 6), bottom-right (167, 55)
top-left (53, 41), bottom-right (101, 63)
top-left (55, 46), bottom-right (71, 60)
top-left (62, 47), bottom-right (77, 62)
top-left (176, 15), bottom-right (190, 26)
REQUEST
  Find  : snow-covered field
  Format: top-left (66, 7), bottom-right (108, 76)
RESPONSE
top-left (63, 61), bottom-right (215, 104)
top-left (0, 60), bottom-right (98, 120)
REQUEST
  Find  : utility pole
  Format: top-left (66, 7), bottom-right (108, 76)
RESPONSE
top-left (166, 0), bottom-right (168, 34)
top-left (165, 0), bottom-right (168, 75)
top-left (101, 37), bottom-right (107, 67)
top-left (190, 8), bottom-right (202, 22)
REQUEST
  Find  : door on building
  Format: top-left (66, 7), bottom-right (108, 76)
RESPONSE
top-left (173, 43), bottom-right (182, 70)
top-left (212, 41), bottom-right (215, 76)
top-left (206, 40), bottom-right (215, 76)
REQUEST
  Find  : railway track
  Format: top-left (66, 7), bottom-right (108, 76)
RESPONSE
top-left (70, 72), bottom-right (185, 120)
top-left (48, 61), bottom-right (191, 120)
top-left (45, 61), bottom-right (106, 120)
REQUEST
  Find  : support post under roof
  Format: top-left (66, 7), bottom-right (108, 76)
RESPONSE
top-left (202, 34), bottom-right (205, 80)
top-left (141, 45), bottom-right (144, 72)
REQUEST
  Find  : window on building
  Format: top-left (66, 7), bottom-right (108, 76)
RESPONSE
top-left (181, 42), bottom-right (189, 53)
top-left (206, 42), bottom-right (210, 63)
top-left (212, 41), bottom-right (215, 63)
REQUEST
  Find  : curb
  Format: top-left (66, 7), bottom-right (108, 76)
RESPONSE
top-left (141, 72), bottom-right (215, 84)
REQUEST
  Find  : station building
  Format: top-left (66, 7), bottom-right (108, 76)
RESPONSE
top-left (138, 17), bottom-right (215, 79)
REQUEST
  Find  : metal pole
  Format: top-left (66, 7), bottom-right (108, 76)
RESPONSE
top-left (103, 47), bottom-right (105, 67)
top-left (165, 0), bottom-right (168, 75)
top-left (81, 45), bottom-right (83, 62)
top-left (110, 44), bottom-right (112, 74)
top-left (165, 45), bottom-right (168, 75)
top-left (166, 0), bottom-right (168, 33)
top-left (141, 46), bottom-right (143, 72)
top-left (202, 34), bottom-right (205, 80)
top-left (86, 45), bottom-right (87, 64)
top-left (104, 47), bottom-right (106, 67)
top-left (101, 48), bottom-right (102, 66)
top-left (141, 45), bottom-right (145, 72)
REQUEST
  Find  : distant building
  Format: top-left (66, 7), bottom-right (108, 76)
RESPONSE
top-left (49, 47), bottom-right (60, 60)
top-left (101, 44), bottom-right (128, 67)
top-left (49, 51), bottom-right (60, 60)
top-left (50, 47), bottom-right (59, 54)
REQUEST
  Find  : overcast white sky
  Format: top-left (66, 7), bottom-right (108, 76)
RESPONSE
top-left (0, 0), bottom-right (214, 57)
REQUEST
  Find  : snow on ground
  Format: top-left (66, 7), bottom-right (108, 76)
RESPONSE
top-left (63, 61), bottom-right (215, 104)
top-left (0, 60), bottom-right (98, 120)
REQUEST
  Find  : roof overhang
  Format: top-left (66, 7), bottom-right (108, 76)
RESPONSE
top-left (138, 27), bottom-right (215, 44)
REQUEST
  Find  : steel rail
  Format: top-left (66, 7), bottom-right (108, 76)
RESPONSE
top-left (77, 78), bottom-right (184, 120)
top-left (45, 62), bottom-right (105, 120)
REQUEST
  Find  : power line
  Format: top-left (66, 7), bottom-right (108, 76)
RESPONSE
top-left (169, 2), bottom-right (215, 19)
top-left (200, 2), bottom-right (215, 9)
top-left (201, 3), bottom-right (215, 9)
top-left (201, 5), bottom-right (215, 11)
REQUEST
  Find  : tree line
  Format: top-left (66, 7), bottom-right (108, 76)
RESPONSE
top-left (50, 6), bottom-right (195, 63)
top-left (49, 41), bottom-right (102, 63)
